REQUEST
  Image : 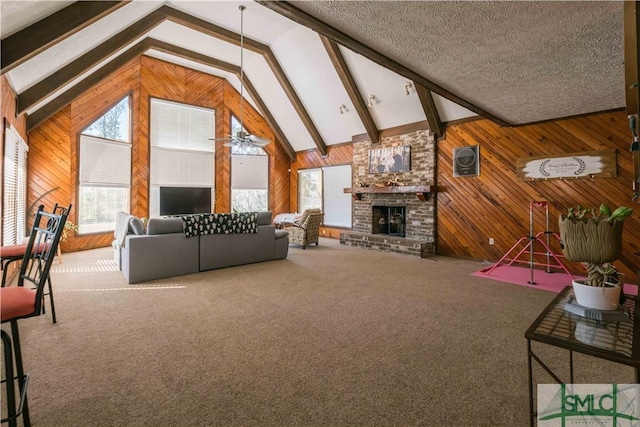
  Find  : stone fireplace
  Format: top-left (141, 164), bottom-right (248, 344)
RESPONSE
top-left (340, 128), bottom-right (436, 258)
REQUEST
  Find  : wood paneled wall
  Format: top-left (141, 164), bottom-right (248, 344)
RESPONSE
top-left (437, 111), bottom-right (639, 283)
top-left (290, 143), bottom-right (354, 238)
top-left (1, 75), bottom-right (27, 139)
top-left (27, 55), bottom-right (290, 252)
top-left (17, 54), bottom-right (640, 283)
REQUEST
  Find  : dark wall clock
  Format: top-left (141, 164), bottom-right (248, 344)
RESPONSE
top-left (453, 145), bottom-right (480, 177)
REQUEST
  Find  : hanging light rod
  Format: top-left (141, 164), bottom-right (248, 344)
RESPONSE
top-left (210, 5), bottom-right (270, 148)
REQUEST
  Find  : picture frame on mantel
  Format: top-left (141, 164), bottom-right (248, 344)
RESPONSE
top-left (453, 145), bottom-right (480, 177)
top-left (369, 146), bottom-right (411, 174)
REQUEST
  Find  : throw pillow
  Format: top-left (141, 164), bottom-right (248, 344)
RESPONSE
top-left (129, 217), bottom-right (146, 235)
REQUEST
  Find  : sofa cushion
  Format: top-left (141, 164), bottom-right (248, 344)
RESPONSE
top-left (129, 217), bottom-right (146, 235)
top-left (256, 211), bottom-right (273, 226)
top-left (146, 218), bottom-right (184, 235)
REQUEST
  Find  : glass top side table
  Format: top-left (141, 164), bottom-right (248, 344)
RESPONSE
top-left (525, 286), bottom-right (640, 426)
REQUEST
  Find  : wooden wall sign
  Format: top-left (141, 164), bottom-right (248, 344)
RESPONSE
top-left (516, 149), bottom-right (617, 181)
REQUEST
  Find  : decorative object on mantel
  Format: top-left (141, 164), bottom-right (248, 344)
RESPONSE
top-left (558, 204), bottom-right (633, 310)
top-left (344, 185), bottom-right (436, 201)
top-left (453, 145), bottom-right (479, 177)
top-left (368, 146), bottom-right (411, 174)
top-left (516, 149), bottom-right (616, 181)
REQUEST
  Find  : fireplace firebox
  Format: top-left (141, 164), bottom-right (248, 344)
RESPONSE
top-left (372, 206), bottom-right (405, 237)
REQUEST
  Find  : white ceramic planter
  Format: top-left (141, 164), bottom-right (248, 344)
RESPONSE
top-left (572, 279), bottom-right (621, 310)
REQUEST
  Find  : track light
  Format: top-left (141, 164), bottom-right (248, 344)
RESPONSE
top-left (404, 82), bottom-right (413, 95)
top-left (367, 95), bottom-right (376, 107)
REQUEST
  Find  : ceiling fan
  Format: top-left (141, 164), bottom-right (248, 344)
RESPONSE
top-left (212, 5), bottom-right (270, 149)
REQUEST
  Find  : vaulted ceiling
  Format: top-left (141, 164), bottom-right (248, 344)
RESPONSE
top-left (0, 1), bottom-right (629, 159)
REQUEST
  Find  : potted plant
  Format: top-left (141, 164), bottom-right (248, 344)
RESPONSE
top-left (558, 204), bottom-right (633, 310)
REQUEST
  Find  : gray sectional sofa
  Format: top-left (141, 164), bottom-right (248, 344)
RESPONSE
top-left (115, 211), bottom-right (289, 283)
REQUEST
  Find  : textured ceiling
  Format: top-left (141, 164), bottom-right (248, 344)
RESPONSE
top-left (293, 1), bottom-right (625, 125)
top-left (0, 0), bottom-right (628, 152)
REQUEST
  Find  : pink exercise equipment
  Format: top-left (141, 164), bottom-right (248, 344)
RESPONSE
top-left (482, 201), bottom-right (574, 285)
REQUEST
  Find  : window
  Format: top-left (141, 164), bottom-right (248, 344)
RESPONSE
top-left (149, 99), bottom-right (215, 217)
top-left (298, 169), bottom-right (322, 213)
top-left (3, 123), bottom-right (28, 245)
top-left (230, 116), bottom-right (268, 212)
top-left (78, 96), bottom-right (131, 234)
top-left (298, 165), bottom-right (352, 228)
top-left (322, 165), bottom-right (352, 228)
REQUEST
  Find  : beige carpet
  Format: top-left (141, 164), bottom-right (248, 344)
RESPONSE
top-left (2, 238), bottom-right (632, 426)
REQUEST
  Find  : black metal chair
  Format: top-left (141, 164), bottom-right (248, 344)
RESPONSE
top-left (0, 204), bottom-right (71, 324)
top-left (1, 204), bottom-right (69, 427)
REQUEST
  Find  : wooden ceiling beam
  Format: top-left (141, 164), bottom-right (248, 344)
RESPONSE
top-left (27, 38), bottom-right (297, 161)
top-left (414, 84), bottom-right (444, 139)
top-left (1, 1), bottom-right (129, 74)
top-left (26, 38), bottom-right (154, 132)
top-left (17, 6), bottom-right (170, 115)
top-left (624, 1), bottom-right (639, 116)
top-left (257, 0), bottom-right (511, 127)
top-left (18, 4), bottom-right (317, 156)
top-left (320, 35), bottom-right (379, 145)
top-left (166, 7), bottom-right (326, 155)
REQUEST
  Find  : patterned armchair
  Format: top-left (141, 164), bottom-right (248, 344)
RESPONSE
top-left (284, 208), bottom-right (324, 249)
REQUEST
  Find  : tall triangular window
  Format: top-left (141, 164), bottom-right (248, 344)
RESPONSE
top-left (78, 96), bottom-right (131, 233)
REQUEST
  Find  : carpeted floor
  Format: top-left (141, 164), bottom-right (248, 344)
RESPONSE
top-left (1, 238), bottom-right (634, 426)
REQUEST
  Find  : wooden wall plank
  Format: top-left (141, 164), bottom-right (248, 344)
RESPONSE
top-left (437, 110), bottom-right (639, 283)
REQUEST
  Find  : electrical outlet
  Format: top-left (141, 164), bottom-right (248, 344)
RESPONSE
top-left (489, 238), bottom-right (495, 245)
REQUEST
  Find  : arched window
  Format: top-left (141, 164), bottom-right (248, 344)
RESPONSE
top-left (230, 115), bottom-right (268, 212)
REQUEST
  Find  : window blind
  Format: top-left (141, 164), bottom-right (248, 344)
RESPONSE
top-left (232, 155), bottom-right (268, 190)
top-left (150, 99), bottom-right (215, 152)
top-left (3, 123), bottom-right (28, 245)
top-left (79, 135), bottom-right (131, 186)
top-left (151, 148), bottom-right (214, 187)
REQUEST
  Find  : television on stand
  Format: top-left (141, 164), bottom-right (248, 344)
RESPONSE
top-left (159, 187), bottom-right (212, 216)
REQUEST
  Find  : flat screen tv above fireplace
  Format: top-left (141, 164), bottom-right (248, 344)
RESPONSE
top-left (160, 187), bottom-right (212, 216)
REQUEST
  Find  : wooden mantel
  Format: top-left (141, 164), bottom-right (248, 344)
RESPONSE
top-left (344, 185), bottom-right (436, 201)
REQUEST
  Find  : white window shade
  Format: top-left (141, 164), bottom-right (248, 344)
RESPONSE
top-left (323, 165), bottom-right (352, 227)
top-left (151, 148), bottom-right (214, 187)
top-left (79, 135), bottom-right (131, 186)
top-left (150, 99), bottom-right (214, 152)
top-left (232, 155), bottom-right (268, 190)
